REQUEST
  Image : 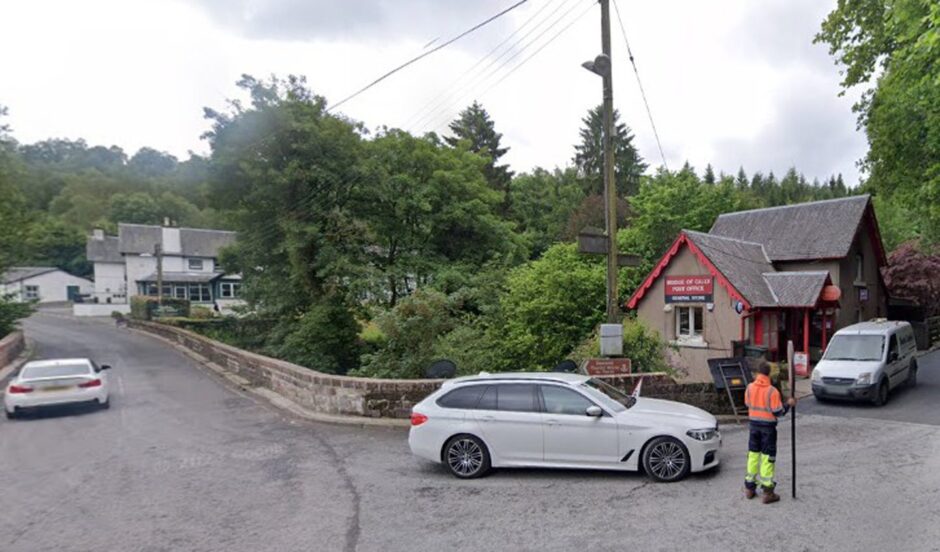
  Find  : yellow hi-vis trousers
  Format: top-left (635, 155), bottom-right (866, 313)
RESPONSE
top-left (745, 451), bottom-right (775, 489)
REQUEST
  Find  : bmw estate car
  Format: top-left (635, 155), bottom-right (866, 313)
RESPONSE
top-left (4, 358), bottom-right (111, 419)
top-left (408, 372), bottom-right (720, 481)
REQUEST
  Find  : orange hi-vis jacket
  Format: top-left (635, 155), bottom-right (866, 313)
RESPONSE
top-left (744, 374), bottom-right (787, 424)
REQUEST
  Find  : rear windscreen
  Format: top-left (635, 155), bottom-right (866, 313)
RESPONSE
top-left (21, 363), bottom-right (92, 379)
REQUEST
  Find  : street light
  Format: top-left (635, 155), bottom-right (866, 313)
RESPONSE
top-left (581, 54), bottom-right (611, 78)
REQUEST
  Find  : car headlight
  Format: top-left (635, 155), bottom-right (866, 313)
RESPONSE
top-left (687, 428), bottom-right (718, 441)
top-left (856, 372), bottom-right (872, 385)
top-left (812, 369), bottom-right (822, 381)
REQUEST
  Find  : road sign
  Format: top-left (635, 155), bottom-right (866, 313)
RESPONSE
top-left (577, 227), bottom-right (640, 267)
top-left (583, 358), bottom-right (632, 376)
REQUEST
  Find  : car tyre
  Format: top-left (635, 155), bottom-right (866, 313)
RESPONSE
top-left (872, 380), bottom-right (889, 407)
top-left (642, 436), bottom-right (691, 482)
top-left (907, 360), bottom-right (918, 388)
top-left (443, 435), bottom-right (490, 479)
top-left (5, 409), bottom-right (16, 420)
top-left (99, 397), bottom-right (110, 410)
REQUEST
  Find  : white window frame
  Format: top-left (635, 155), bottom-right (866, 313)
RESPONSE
top-left (220, 282), bottom-right (240, 299)
top-left (674, 306), bottom-right (706, 347)
top-left (24, 285), bottom-right (39, 300)
top-left (188, 258), bottom-right (204, 271)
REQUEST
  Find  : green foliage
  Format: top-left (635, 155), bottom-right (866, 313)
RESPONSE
top-left (269, 299), bottom-right (363, 374)
top-left (509, 167), bottom-right (586, 257)
top-left (445, 101), bottom-right (513, 214)
top-left (568, 317), bottom-right (672, 374)
top-left (573, 105), bottom-right (648, 197)
top-left (25, 217), bottom-right (91, 277)
top-left (130, 296), bottom-right (191, 320)
top-left (817, 0), bottom-right (940, 245)
top-left (0, 295), bottom-right (34, 337)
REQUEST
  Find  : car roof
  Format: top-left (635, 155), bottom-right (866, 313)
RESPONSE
top-left (22, 358), bottom-right (93, 368)
top-left (835, 320), bottom-right (911, 336)
top-left (445, 372), bottom-right (588, 387)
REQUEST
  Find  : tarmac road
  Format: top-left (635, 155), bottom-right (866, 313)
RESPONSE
top-left (2, 311), bottom-right (939, 552)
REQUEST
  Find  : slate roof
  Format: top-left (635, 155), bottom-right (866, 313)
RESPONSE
top-left (117, 224), bottom-right (237, 258)
top-left (137, 271), bottom-right (223, 283)
top-left (86, 236), bottom-right (122, 263)
top-left (2, 266), bottom-right (58, 284)
top-left (709, 195), bottom-right (871, 261)
top-left (683, 231), bottom-right (777, 307)
top-left (761, 271), bottom-right (830, 308)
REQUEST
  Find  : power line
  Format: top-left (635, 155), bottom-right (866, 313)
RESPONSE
top-left (328, 0), bottom-right (530, 113)
top-left (612, 0), bottom-right (668, 171)
top-left (401, 0), bottom-right (566, 132)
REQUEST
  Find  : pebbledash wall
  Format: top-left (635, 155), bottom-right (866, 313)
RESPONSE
top-left (0, 331), bottom-right (25, 369)
top-left (127, 320), bottom-right (734, 418)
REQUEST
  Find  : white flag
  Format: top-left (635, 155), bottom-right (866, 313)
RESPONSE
top-left (631, 377), bottom-right (644, 398)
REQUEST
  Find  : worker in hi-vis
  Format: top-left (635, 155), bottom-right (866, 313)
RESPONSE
top-left (743, 361), bottom-right (797, 504)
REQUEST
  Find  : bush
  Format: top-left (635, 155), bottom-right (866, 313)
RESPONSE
top-left (273, 299), bottom-right (361, 374)
top-left (568, 317), bottom-right (672, 374)
top-left (190, 306), bottom-right (215, 319)
top-left (0, 295), bottom-right (33, 337)
top-left (130, 296), bottom-right (191, 320)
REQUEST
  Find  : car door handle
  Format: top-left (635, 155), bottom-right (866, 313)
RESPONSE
top-left (545, 418), bottom-right (559, 426)
top-left (481, 415), bottom-right (496, 422)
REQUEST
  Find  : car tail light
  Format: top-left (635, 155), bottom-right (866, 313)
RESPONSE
top-left (410, 412), bottom-right (428, 426)
top-left (78, 379), bottom-right (102, 388)
top-left (8, 384), bottom-right (33, 394)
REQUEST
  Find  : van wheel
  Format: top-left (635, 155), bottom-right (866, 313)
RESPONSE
top-left (907, 360), bottom-right (918, 388)
top-left (873, 380), bottom-right (889, 407)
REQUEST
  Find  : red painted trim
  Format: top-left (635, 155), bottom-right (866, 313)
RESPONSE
top-left (803, 309), bottom-right (810, 356)
top-left (754, 313), bottom-right (764, 346)
top-left (624, 232), bottom-right (752, 311)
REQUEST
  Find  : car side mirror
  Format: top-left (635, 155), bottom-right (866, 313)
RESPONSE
top-left (585, 405), bottom-right (603, 417)
top-left (100, 364), bottom-right (112, 370)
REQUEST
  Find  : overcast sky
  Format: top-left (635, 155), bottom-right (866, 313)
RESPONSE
top-left (0, 0), bottom-right (866, 184)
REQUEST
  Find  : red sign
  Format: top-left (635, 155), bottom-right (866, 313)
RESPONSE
top-left (665, 276), bottom-right (714, 303)
top-left (583, 358), bottom-right (632, 376)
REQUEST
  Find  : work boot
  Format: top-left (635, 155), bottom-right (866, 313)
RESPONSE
top-left (761, 488), bottom-right (780, 504)
top-left (744, 487), bottom-right (756, 499)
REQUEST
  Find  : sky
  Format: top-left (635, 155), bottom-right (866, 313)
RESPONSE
top-left (0, 0), bottom-right (867, 185)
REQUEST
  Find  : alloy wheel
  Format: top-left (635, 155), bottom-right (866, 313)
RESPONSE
top-left (446, 438), bottom-right (484, 477)
top-left (647, 440), bottom-right (687, 481)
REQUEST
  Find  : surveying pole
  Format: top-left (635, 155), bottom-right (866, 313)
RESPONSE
top-left (787, 339), bottom-right (797, 499)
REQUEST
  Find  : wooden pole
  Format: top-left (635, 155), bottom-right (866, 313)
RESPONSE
top-left (787, 339), bottom-right (796, 499)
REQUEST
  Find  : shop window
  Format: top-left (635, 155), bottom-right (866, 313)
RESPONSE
top-left (675, 306), bottom-right (704, 344)
top-left (24, 285), bottom-right (39, 300)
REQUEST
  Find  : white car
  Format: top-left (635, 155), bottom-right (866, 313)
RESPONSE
top-left (408, 372), bottom-right (720, 481)
top-left (4, 358), bottom-right (111, 419)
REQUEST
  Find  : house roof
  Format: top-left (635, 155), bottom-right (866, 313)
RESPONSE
top-left (683, 230), bottom-right (777, 308)
top-left (86, 236), bottom-right (122, 263)
top-left (137, 271), bottom-right (223, 283)
top-left (709, 195), bottom-right (871, 261)
top-left (2, 266), bottom-right (59, 284)
top-left (761, 271), bottom-right (830, 308)
top-left (117, 224), bottom-right (237, 258)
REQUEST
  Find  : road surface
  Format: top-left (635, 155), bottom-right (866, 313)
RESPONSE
top-left (2, 311), bottom-right (939, 552)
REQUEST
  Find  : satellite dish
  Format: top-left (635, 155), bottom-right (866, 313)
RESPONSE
top-left (553, 359), bottom-right (578, 373)
top-left (425, 359), bottom-right (457, 379)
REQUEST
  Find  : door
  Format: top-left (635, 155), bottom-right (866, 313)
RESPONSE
top-left (471, 384), bottom-right (543, 465)
top-left (539, 384), bottom-right (620, 466)
top-left (66, 285), bottom-right (80, 302)
top-left (885, 334), bottom-right (906, 389)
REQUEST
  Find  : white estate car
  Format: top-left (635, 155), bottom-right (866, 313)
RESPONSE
top-left (408, 372), bottom-right (720, 482)
top-left (4, 358), bottom-right (111, 419)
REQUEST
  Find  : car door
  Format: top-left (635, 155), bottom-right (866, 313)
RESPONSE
top-left (539, 384), bottom-right (620, 467)
top-left (471, 384), bottom-right (543, 466)
top-left (885, 334), bottom-right (905, 389)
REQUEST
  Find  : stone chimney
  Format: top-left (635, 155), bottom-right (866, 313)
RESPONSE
top-left (92, 228), bottom-right (105, 241)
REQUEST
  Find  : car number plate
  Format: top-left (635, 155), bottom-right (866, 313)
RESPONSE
top-left (828, 387), bottom-right (849, 396)
top-left (41, 385), bottom-right (72, 392)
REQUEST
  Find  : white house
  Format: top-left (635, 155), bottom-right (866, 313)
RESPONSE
top-left (1, 267), bottom-right (93, 304)
top-left (84, 222), bottom-right (242, 314)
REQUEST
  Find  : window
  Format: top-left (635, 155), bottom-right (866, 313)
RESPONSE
top-left (188, 283), bottom-right (211, 302)
top-left (495, 384), bottom-right (538, 412)
top-left (24, 285), bottom-right (39, 300)
top-left (174, 286), bottom-right (187, 299)
top-left (675, 306), bottom-right (704, 341)
top-left (220, 282), bottom-right (241, 299)
top-left (888, 335), bottom-right (899, 360)
top-left (477, 385), bottom-right (497, 410)
top-left (540, 385), bottom-right (596, 416)
top-left (856, 253), bottom-right (864, 282)
top-left (437, 385), bottom-right (487, 409)
top-left (188, 258), bottom-right (204, 271)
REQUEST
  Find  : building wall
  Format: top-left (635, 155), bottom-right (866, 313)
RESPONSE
top-left (3, 271), bottom-right (93, 303)
top-left (635, 246), bottom-right (742, 382)
top-left (93, 262), bottom-right (127, 303)
top-left (125, 255), bottom-right (157, 297)
top-left (839, 228), bottom-right (887, 327)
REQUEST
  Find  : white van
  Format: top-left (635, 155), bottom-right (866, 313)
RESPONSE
top-left (811, 320), bottom-right (918, 406)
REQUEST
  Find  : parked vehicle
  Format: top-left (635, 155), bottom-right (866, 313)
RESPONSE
top-left (812, 320), bottom-right (918, 406)
top-left (4, 358), bottom-right (111, 419)
top-left (408, 372), bottom-right (720, 482)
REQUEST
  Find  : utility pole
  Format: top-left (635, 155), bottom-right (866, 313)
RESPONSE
top-left (600, 0), bottom-right (618, 323)
top-left (155, 243), bottom-right (163, 307)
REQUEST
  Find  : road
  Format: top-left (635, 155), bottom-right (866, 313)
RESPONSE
top-left (2, 312), bottom-right (940, 552)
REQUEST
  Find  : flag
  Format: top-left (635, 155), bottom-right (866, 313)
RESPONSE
top-left (631, 377), bottom-right (644, 398)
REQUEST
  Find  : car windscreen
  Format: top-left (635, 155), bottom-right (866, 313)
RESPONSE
top-left (823, 335), bottom-right (885, 362)
top-left (581, 378), bottom-right (634, 412)
top-left (21, 363), bottom-right (92, 379)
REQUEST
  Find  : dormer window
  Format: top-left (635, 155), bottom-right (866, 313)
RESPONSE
top-left (188, 258), bottom-right (204, 271)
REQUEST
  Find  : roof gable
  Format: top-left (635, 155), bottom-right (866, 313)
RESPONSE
top-left (86, 236), bottom-right (121, 263)
top-left (709, 195), bottom-right (871, 261)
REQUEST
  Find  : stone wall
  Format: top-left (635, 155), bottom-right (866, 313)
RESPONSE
top-left (128, 320), bottom-right (735, 418)
top-left (0, 331), bottom-right (25, 368)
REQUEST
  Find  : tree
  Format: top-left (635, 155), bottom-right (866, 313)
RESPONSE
top-left (128, 147), bottom-right (178, 177)
top-left (573, 105), bottom-right (647, 197)
top-left (882, 241), bottom-right (940, 316)
top-left (509, 167), bottom-right (586, 257)
top-left (816, 0), bottom-right (940, 244)
top-left (25, 218), bottom-right (91, 277)
top-left (703, 164), bottom-right (717, 185)
top-left (0, 106), bottom-right (29, 270)
top-left (109, 192), bottom-right (163, 225)
top-left (445, 101), bottom-right (513, 214)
